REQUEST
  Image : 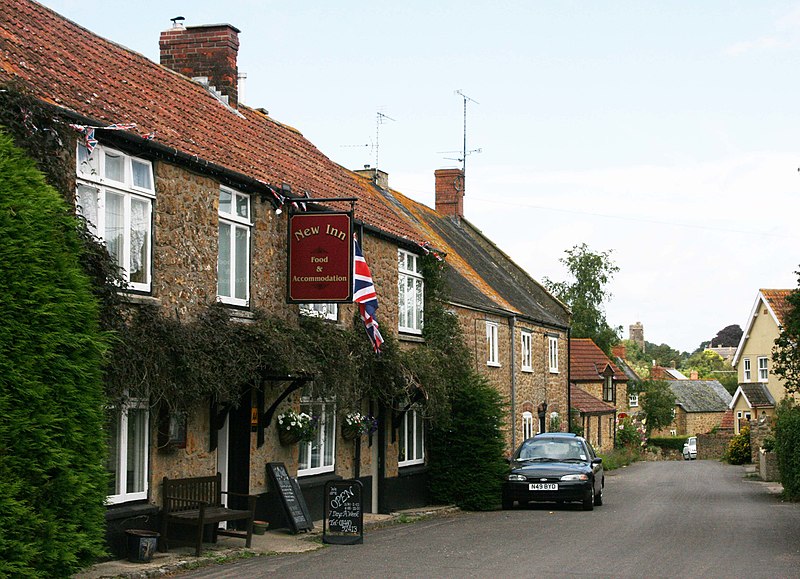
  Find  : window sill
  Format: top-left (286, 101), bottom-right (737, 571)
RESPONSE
top-left (549, 369), bottom-right (560, 374)
top-left (296, 471), bottom-right (341, 487)
top-left (122, 293), bottom-right (161, 307)
top-left (487, 362), bottom-right (501, 368)
top-left (521, 367), bottom-right (533, 373)
top-left (398, 463), bottom-right (427, 476)
top-left (399, 333), bottom-right (425, 344)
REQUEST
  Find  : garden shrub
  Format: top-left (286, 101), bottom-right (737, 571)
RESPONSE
top-left (774, 401), bottom-right (800, 499)
top-left (726, 424), bottom-right (751, 465)
top-left (615, 417), bottom-right (645, 449)
top-left (0, 130), bottom-right (108, 577)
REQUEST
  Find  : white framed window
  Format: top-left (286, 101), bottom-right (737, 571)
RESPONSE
top-left (398, 409), bottom-right (425, 466)
top-left (743, 358), bottom-right (751, 382)
top-left (521, 331), bottom-right (533, 371)
top-left (548, 335), bottom-right (559, 373)
top-left (217, 187), bottom-right (251, 306)
top-left (486, 322), bottom-right (499, 366)
top-left (670, 429), bottom-right (677, 437)
top-left (298, 398), bottom-right (336, 476)
top-left (398, 249), bottom-right (424, 333)
top-left (629, 392), bottom-right (639, 407)
top-left (299, 303), bottom-right (338, 321)
top-left (76, 143), bottom-right (154, 292)
top-left (758, 357), bottom-right (768, 382)
top-left (522, 411), bottom-right (534, 440)
top-left (106, 398), bottom-right (149, 504)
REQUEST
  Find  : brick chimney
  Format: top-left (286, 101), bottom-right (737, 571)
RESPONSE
top-left (435, 168), bottom-right (465, 218)
top-left (160, 21), bottom-right (241, 108)
top-left (354, 166), bottom-right (389, 190)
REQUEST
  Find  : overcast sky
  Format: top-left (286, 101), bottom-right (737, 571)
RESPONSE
top-left (40, 0), bottom-right (800, 353)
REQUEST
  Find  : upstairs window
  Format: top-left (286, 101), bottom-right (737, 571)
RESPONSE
top-left (758, 357), bottom-right (768, 382)
top-left (299, 303), bottom-right (338, 321)
top-left (217, 187), bottom-right (251, 306)
top-left (521, 331), bottom-right (533, 371)
top-left (743, 358), bottom-right (751, 382)
top-left (486, 322), bottom-right (499, 366)
top-left (603, 375), bottom-right (615, 403)
top-left (398, 250), bottom-right (424, 333)
top-left (548, 335), bottom-right (559, 373)
top-left (76, 143), bottom-right (154, 292)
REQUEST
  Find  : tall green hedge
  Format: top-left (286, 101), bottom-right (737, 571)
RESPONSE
top-left (774, 401), bottom-right (800, 499)
top-left (0, 130), bottom-right (108, 577)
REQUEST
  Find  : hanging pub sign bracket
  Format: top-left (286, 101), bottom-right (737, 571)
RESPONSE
top-left (286, 198), bottom-right (358, 304)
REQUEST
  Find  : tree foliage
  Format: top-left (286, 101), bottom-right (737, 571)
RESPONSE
top-left (710, 324), bottom-right (743, 348)
top-left (543, 243), bottom-right (621, 354)
top-left (774, 400), bottom-right (800, 499)
top-left (639, 380), bottom-right (677, 434)
top-left (0, 130), bottom-right (108, 577)
top-left (773, 269), bottom-right (800, 395)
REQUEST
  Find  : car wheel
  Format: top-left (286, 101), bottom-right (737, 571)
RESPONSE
top-left (582, 487), bottom-right (594, 511)
top-left (594, 483), bottom-right (603, 506)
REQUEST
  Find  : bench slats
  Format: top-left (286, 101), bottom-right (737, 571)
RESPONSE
top-left (160, 473), bottom-right (256, 556)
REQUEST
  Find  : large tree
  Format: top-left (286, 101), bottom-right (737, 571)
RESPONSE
top-left (773, 269), bottom-right (800, 394)
top-left (710, 324), bottom-right (743, 348)
top-left (639, 380), bottom-right (677, 434)
top-left (544, 243), bottom-right (621, 354)
top-left (0, 130), bottom-right (108, 576)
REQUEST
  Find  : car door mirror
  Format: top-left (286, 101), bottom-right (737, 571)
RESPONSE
top-left (591, 457), bottom-right (602, 465)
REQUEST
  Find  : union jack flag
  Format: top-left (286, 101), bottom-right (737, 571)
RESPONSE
top-left (353, 237), bottom-right (384, 353)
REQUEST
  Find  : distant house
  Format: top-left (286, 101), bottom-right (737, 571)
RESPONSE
top-left (651, 380), bottom-right (732, 437)
top-left (650, 365), bottom-right (688, 381)
top-left (730, 289), bottom-right (796, 433)
top-left (612, 344), bottom-right (643, 416)
top-left (569, 338), bottom-right (629, 452)
top-left (569, 386), bottom-right (616, 453)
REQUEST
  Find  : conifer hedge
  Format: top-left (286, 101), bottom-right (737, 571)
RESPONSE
top-left (0, 130), bottom-right (108, 577)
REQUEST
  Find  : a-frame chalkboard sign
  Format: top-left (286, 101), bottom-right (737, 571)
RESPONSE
top-left (323, 479), bottom-right (364, 545)
top-left (266, 462), bottom-right (314, 534)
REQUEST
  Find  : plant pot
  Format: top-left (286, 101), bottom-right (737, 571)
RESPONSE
top-left (125, 529), bottom-right (159, 563)
top-left (252, 520), bottom-right (268, 535)
top-left (278, 429), bottom-right (301, 446)
top-left (342, 425), bottom-right (360, 440)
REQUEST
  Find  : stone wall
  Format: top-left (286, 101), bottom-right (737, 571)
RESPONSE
top-left (759, 449), bottom-right (780, 482)
top-left (697, 431), bottom-right (734, 460)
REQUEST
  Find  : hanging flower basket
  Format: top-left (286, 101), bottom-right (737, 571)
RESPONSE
top-left (277, 410), bottom-right (316, 446)
top-left (342, 412), bottom-right (378, 440)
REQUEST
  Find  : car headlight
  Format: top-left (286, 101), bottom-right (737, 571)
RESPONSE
top-left (507, 474), bottom-right (527, 482)
top-left (560, 473), bottom-right (589, 481)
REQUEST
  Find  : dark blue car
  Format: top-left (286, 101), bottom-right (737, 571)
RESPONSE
top-left (502, 432), bottom-right (604, 511)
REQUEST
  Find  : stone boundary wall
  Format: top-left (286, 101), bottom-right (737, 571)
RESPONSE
top-left (697, 431), bottom-right (734, 460)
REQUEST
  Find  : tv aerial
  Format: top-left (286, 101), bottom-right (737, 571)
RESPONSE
top-left (439, 90), bottom-right (481, 180)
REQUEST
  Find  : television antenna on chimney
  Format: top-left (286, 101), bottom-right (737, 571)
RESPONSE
top-left (375, 110), bottom-right (395, 170)
top-left (454, 90), bottom-right (480, 176)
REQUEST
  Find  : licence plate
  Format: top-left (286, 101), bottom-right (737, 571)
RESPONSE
top-left (529, 483), bottom-right (558, 491)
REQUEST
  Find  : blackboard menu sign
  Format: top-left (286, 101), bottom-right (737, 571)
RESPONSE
top-left (323, 479), bottom-right (364, 545)
top-left (266, 462), bottom-right (314, 534)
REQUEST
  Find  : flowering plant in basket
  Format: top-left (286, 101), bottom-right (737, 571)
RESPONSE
top-left (342, 412), bottom-right (378, 439)
top-left (277, 410), bottom-right (316, 444)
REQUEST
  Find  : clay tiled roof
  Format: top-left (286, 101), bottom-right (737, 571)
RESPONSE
top-left (0, 0), bottom-right (419, 242)
top-left (570, 338), bottom-right (628, 383)
top-left (761, 289), bottom-right (793, 327)
top-left (570, 385), bottom-right (615, 415)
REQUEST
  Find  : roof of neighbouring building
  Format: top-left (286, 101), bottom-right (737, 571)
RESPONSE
top-left (570, 338), bottom-right (628, 383)
top-left (570, 385), bottom-right (616, 415)
top-left (666, 380), bottom-right (732, 413)
top-left (614, 356), bottom-right (643, 384)
top-left (729, 382), bottom-right (776, 410)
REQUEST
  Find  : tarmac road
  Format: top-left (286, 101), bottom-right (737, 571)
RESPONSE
top-left (178, 460), bottom-right (800, 578)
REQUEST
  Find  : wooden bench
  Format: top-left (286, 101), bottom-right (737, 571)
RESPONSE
top-left (160, 473), bottom-right (257, 556)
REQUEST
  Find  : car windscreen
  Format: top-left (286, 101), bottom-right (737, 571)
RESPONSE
top-left (517, 440), bottom-right (587, 461)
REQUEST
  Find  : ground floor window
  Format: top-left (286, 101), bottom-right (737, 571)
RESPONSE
top-left (106, 400), bottom-right (149, 504)
top-left (522, 411), bottom-right (534, 440)
top-left (399, 409), bottom-right (425, 466)
top-left (298, 399), bottom-right (336, 476)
